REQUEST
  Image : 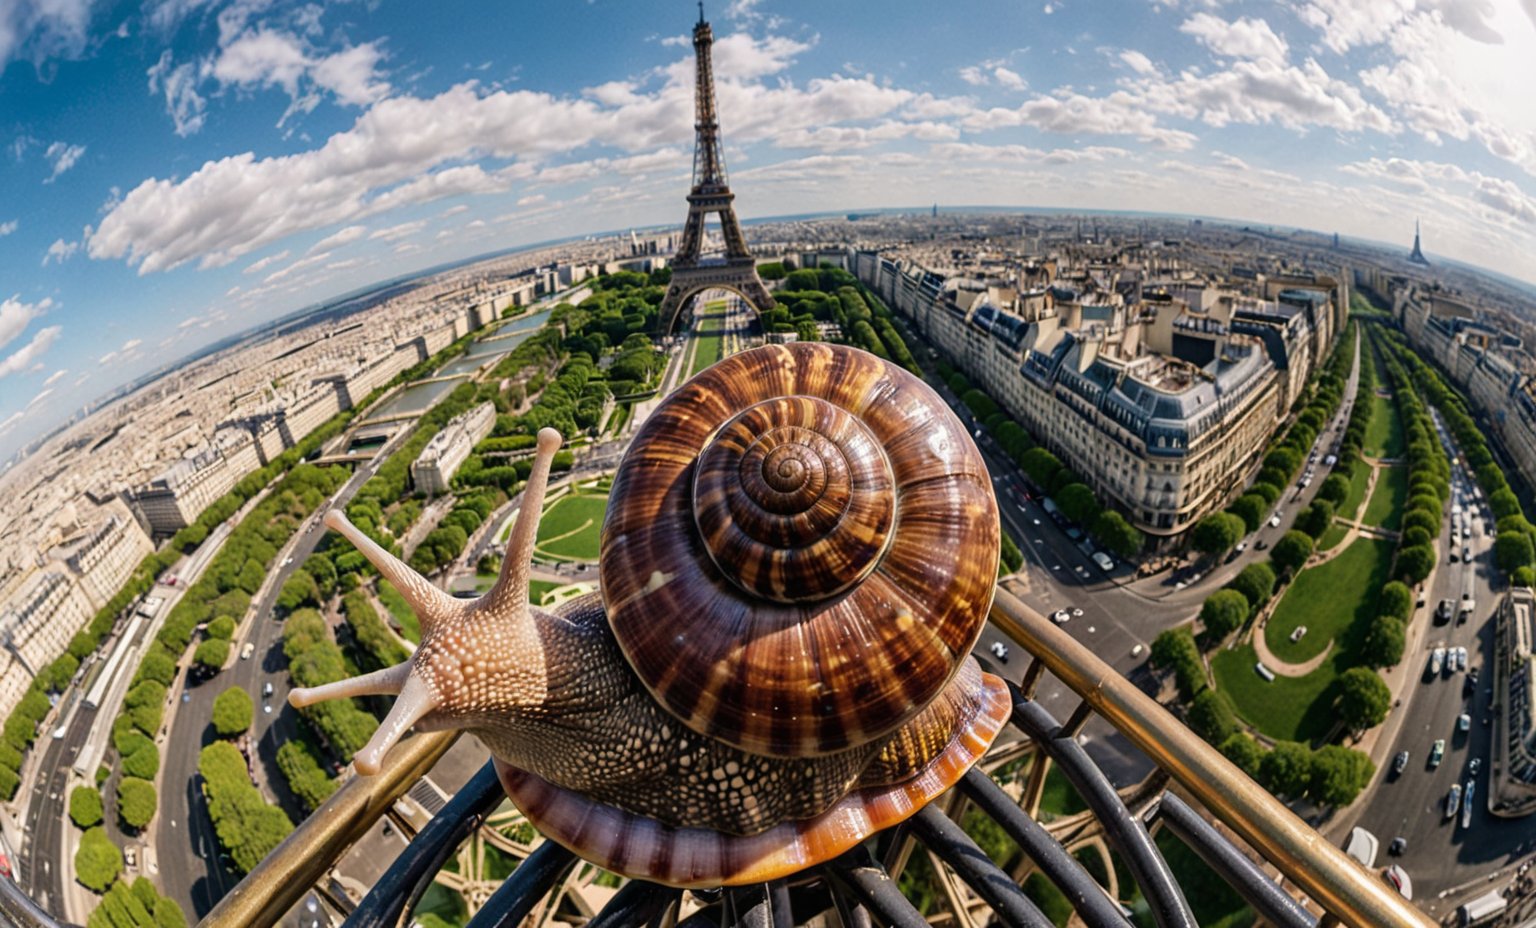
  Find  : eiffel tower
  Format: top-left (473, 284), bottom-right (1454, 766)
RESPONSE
top-left (656, 3), bottom-right (776, 333)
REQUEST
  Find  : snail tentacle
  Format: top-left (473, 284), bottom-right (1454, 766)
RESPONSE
top-left (481, 427), bottom-right (562, 617)
top-left (323, 508), bottom-right (457, 628)
top-left (289, 660), bottom-right (411, 708)
top-left (352, 671), bottom-right (441, 776)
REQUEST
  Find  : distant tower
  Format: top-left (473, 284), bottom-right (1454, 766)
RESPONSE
top-left (1332, 232), bottom-right (1340, 249)
top-left (1407, 219), bottom-right (1430, 266)
top-left (656, 3), bottom-right (775, 333)
top-left (932, 202), bottom-right (938, 218)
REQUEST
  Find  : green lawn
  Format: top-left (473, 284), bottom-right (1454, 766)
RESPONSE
top-left (1265, 537), bottom-right (1392, 663)
top-left (376, 580), bottom-right (420, 643)
top-left (1318, 522), bottom-right (1350, 551)
top-left (1212, 643), bottom-right (1344, 742)
top-left (688, 301), bottom-right (728, 377)
top-left (1363, 464), bottom-right (1407, 531)
top-left (1365, 394), bottom-right (1404, 459)
top-left (533, 492), bottom-right (609, 561)
top-left (528, 578), bottom-right (561, 606)
top-left (1338, 461), bottom-right (1373, 521)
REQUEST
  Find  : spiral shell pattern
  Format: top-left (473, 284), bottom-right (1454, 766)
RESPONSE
top-left (600, 342), bottom-right (999, 759)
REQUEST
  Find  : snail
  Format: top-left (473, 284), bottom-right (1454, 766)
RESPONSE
top-left (291, 341), bottom-right (1011, 888)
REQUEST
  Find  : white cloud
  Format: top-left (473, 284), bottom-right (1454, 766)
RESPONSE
top-left (0, 0), bottom-right (93, 69)
top-left (119, 337), bottom-right (142, 352)
top-left (0, 325), bottom-right (61, 378)
top-left (1139, 58), bottom-right (1393, 133)
top-left (964, 90), bottom-right (1198, 150)
top-left (25, 387), bottom-right (52, 409)
top-left (0, 296), bottom-right (50, 350)
top-left (42, 368), bottom-right (66, 386)
top-left (242, 249), bottom-right (291, 274)
top-left (369, 220), bottom-right (425, 242)
top-left (516, 193), bottom-right (546, 208)
top-left (439, 204), bottom-right (468, 217)
top-left (958, 66), bottom-right (988, 86)
top-left (1119, 50), bottom-right (1159, 76)
top-left (0, 412), bottom-right (22, 435)
top-left (309, 225), bottom-right (366, 252)
top-left (0, 219), bottom-right (16, 236)
top-left (147, 50), bottom-right (207, 136)
top-left (42, 140), bottom-right (85, 182)
top-left (993, 66), bottom-right (1027, 90)
top-left (1179, 13), bottom-right (1289, 63)
top-left (42, 238), bottom-right (78, 266)
top-left (776, 120), bottom-right (959, 150)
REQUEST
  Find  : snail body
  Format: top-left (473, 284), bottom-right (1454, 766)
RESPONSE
top-left (292, 342), bottom-right (1010, 887)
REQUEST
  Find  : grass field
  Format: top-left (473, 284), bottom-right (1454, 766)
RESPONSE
top-left (528, 578), bottom-right (561, 605)
top-left (533, 491), bottom-right (609, 561)
top-left (1318, 522), bottom-right (1350, 551)
top-left (1265, 537), bottom-right (1393, 663)
top-left (1363, 464), bottom-right (1408, 531)
top-left (376, 580), bottom-right (420, 643)
top-left (1338, 460), bottom-right (1373, 521)
top-left (1365, 393), bottom-right (1404, 459)
top-left (1212, 642), bottom-right (1345, 742)
top-left (688, 301), bottom-right (728, 377)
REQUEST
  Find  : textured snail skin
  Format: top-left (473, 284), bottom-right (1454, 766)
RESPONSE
top-left (289, 344), bottom-right (1010, 887)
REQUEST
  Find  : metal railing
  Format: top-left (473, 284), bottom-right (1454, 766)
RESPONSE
top-left (1, 586), bottom-right (1435, 928)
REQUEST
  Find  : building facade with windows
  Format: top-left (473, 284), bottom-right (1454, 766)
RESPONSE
top-left (411, 403), bottom-right (498, 496)
top-left (853, 249), bottom-right (1336, 542)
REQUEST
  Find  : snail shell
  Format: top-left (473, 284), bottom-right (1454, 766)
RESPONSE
top-left (601, 341), bottom-right (1000, 758)
top-left (288, 342), bottom-right (1011, 888)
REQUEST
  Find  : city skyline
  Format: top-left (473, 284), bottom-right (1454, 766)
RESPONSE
top-left (1, 0), bottom-right (1534, 458)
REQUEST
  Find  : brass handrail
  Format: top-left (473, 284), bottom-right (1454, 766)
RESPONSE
top-left (988, 586), bottom-right (1433, 928)
top-left (199, 730), bottom-right (459, 928)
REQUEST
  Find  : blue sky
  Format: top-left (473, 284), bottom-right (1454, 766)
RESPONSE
top-left (1, 0), bottom-right (1534, 459)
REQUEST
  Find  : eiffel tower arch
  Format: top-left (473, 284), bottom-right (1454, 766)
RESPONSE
top-left (656, 6), bottom-right (777, 335)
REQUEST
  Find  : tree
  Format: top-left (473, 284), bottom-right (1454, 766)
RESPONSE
top-left (1294, 500), bottom-right (1334, 539)
top-left (1199, 590), bottom-right (1250, 642)
top-left (194, 638), bottom-right (231, 671)
top-left (1394, 544), bottom-right (1436, 585)
top-left (1228, 494), bottom-right (1268, 534)
top-left (69, 785), bottom-right (103, 828)
top-left (206, 616), bottom-right (236, 640)
top-left (1019, 447), bottom-right (1061, 489)
top-left (1187, 688), bottom-right (1239, 745)
top-left (1337, 667), bottom-right (1392, 732)
top-left (1309, 745), bottom-right (1376, 807)
top-left (212, 687), bottom-right (254, 738)
top-left (1191, 513), bottom-right (1245, 558)
top-left (277, 571), bottom-right (321, 612)
top-left (1496, 531), bottom-right (1535, 573)
top-left (1091, 510), bottom-right (1142, 559)
top-left (1227, 562), bottom-right (1276, 610)
top-left (117, 777), bottom-right (157, 830)
top-left (1379, 581), bottom-right (1414, 622)
top-left (1150, 627), bottom-right (1204, 700)
top-left (75, 827), bottom-right (122, 892)
top-left (1317, 474), bottom-right (1350, 508)
top-left (1258, 741), bottom-right (1314, 798)
top-left (1516, 566), bottom-right (1536, 588)
top-left (1219, 733), bottom-right (1267, 777)
top-left (1270, 531), bottom-right (1314, 575)
top-left (1363, 616), bottom-right (1407, 668)
top-left (999, 530), bottom-right (1024, 575)
top-left (122, 741), bottom-right (159, 780)
top-left (1056, 483), bottom-right (1100, 525)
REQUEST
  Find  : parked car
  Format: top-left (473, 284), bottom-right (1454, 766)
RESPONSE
top-left (1392, 751), bottom-right (1410, 776)
top-left (1430, 739), bottom-right (1446, 767)
top-left (1445, 784), bottom-right (1462, 819)
top-left (1051, 609), bottom-right (1071, 624)
top-left (1430, 648), bottom-right (1445, 676)
top-left (1269, 512), bottom-right (1282, 528)
top-left (1458, 713), bottom-right (1472, 732)
top-left (1470, 757), bottom-right (1483, 777)
top-left (1455, 647), bottom-right (1468, 671)
top-left (1389, 837), bottom-right (1408, 856)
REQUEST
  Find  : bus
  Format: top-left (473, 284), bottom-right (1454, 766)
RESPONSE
top-left (1458, 890), bottom-right (1507, 926)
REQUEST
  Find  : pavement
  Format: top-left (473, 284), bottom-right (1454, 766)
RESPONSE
top-left (1339, 408), bottom-right (1531, 914)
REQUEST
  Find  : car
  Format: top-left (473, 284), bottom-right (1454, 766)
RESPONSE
top-left (181, 692), bottom-right (190, 703)
top-left (1388, 837), bottom-right (1408, 857)
top-left (1091, 551), bottom-right (1115, 572)
top-left (1456, 647), bottom-right (1468, 671)
top-left (1070, 607), bottom-right (1084, 617)
top-left (284, 556), bottom-right (294, 566)
top-left (1470, 757), bottom-right (1483, 777)
top-left (1469, 666), bottom-right (1481, 684)
top-left (1463, 546), bottom-right (1472, 561)
top-left (240, 641), bottom-right (254, 660)
top-left (1462, 780), bottom-right (1476, 829)
top-left (1458, 713), bottom-right (1472, 732)
top-left (1435, 599), bottom-right (1454, 624)
top-left (1051, 609), bottom-right (1071, 624)
top-left (1393, 751), bottom-right (1410, 775)
top-left (1445, 784), bottom-right (1462, 819)
top-left (262, 681), bottom-right (274, 698)
top-left (1269, 513), bottom-right (1282, 528)
top-left (1430, 739), bottom-right (1446, 767)
top-left (1290, 625), bottom-right (1308, 643)
top-left (263, 704), bottom-right (272, 714)
top-left (1430, 648), bottom-right (1445, 676)
top-left (988, 641), bottom-right (1010, 663)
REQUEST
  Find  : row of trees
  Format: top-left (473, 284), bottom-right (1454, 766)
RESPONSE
top-left (86, 877), bottom-right (185, 928)
top-left (407, 490), bottom-right (508, 575)
top-left (1378, 327), bottom-right (1536, 585)
top-left (198, 741), bottom-right (293, 874)
top-left (284, 609), bottom-right (379, 760)
top-left (340, 591), bottom-right (411, 671)
top-left (1192, 323), bottom-right (1357, 559)
top-left (1217, 734), bottom-right (1377, 807)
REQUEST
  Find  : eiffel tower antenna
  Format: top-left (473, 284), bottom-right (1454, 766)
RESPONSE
top-left (658, 5), bottom-right (776, 333)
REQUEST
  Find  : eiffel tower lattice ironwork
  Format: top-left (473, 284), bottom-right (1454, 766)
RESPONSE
top-left (656, 4), bottom-right (776, 333)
